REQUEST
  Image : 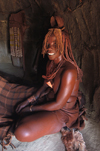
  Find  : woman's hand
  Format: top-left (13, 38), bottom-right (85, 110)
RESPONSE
top-left (16, 95), bottom-right (37, 113)
top-left (16, 100), bottom-right (29, 113)
top-left (18, 105), bottom-right (36, 114)
top-left (19, 106), bottom-right (31, 113)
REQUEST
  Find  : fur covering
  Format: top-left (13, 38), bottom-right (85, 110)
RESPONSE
top-left (61, 128), bottom-right (87, 151)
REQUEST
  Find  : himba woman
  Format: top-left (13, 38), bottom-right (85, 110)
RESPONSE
top-left (14, 16), bottom-right (86, 143)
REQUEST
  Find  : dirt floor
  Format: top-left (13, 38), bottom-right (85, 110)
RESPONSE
top-left (0, 133), bottom-right (65, 151)
top-left (81, 117), bottom-right (100, 151)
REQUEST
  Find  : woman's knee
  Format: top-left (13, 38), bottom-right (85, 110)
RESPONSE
top-left (14, 125), bottom-right (31, 142)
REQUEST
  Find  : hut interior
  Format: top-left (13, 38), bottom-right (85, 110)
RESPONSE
top-left (0, 0), bottom-right (100, 150)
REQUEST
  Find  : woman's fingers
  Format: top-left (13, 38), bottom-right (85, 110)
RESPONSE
top-left (16, 102), bottom-right (29, 113)
top-left (19, 106), bottom-right (30, 113)
top-left (16, 105), bottom-right (21, 113)
top-left (16, 103), bottom-right (24, 113)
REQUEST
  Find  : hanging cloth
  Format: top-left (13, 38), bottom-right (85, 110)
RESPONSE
top-left (9, 10), bottom-right (28, 69)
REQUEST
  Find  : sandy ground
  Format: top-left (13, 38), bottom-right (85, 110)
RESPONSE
top-left (0, 132), bottom-right (65, 151)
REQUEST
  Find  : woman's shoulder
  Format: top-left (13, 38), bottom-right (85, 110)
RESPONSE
top-left (61, 61), bottom-right (77, 78)
top-left (62, 61), bottom-right (77, 71)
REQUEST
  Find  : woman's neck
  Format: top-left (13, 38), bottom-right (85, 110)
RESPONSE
top-left (54, 55), bottom-right (63, 64)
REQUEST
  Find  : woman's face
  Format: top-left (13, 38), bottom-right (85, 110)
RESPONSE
top-left (46, 34), bottom-right (60, 61)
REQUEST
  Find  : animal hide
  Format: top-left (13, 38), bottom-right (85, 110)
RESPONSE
top-left (61, 128), bottom-right (87, 151)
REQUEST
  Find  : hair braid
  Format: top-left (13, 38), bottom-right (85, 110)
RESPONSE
top-left (42, 28), bottom-right (63, 57)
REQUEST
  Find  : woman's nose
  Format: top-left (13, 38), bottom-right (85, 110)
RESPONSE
top-left (47, 47), bottom-right (53, 53)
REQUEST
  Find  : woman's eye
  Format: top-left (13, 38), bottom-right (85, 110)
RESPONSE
top-left (46, 44), bottom-right (50, 48)
top-left (53, 43), bottom-right (56, 47)
top-left (46, 43), bottom-right (56, 49)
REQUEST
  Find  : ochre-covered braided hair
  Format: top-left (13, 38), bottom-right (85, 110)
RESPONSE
top-left (42, 28), bottom-right (63, 57)
top-left (42, 28), bottom-right (83, 82)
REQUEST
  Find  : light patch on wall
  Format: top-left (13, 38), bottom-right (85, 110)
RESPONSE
top-left (0, 20), bottom-right (11, 63)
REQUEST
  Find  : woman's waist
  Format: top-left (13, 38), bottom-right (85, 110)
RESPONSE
top-left (63, 96), bottom-right (78, 110)
top-left (67, 95), bottom-right (78, 103)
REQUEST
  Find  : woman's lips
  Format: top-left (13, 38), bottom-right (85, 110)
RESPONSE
top-left (48, 53), bottom-right (55, 56)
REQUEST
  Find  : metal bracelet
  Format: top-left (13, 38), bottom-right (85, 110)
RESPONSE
top-left (28, 96), bottom-right (36, 103)
top-left (30, 105), bottom-right (33, 112)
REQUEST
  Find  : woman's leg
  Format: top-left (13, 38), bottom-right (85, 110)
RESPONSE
top-left (14, 111), bottom-right (65, 142)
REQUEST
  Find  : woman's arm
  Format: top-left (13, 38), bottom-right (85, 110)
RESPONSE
top-left (27, 80), bottom-right (49, 103)
top-left (30, 68), bottom-right (77, 112)
top-left (16, 80), bottom-right (48, 113)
